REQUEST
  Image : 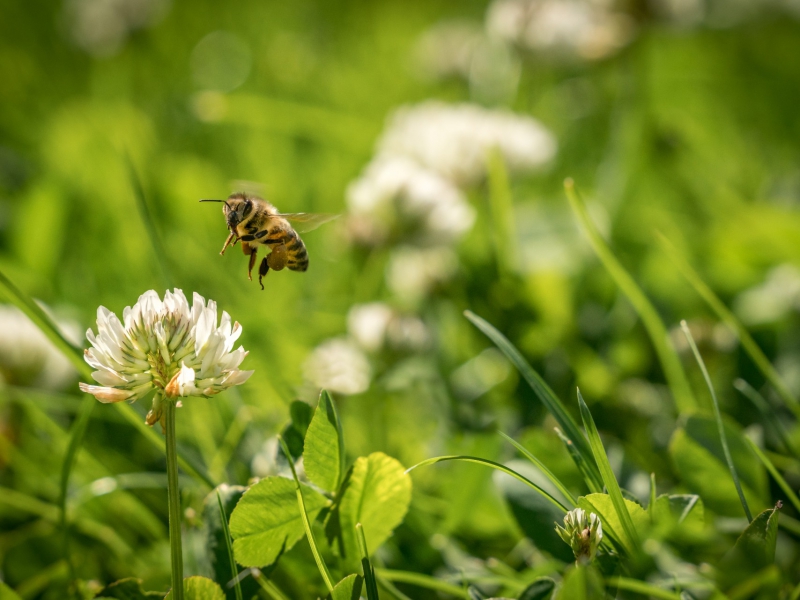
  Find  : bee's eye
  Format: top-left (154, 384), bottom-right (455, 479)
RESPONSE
top-left (242, 199), bottom-right (253, 217)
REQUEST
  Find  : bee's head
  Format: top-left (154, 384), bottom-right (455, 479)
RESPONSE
top-left (201, 193), bottom-right (254, 231)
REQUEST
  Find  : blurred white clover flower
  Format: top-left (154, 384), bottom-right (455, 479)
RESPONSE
top-left (555, 508), bottom-right (603, 563)
top-left (414, 21), bottom-right (485, 80)
top-left (486, 0), bottom-right (634, 61)
top-left (346, 155), bottom-right (476, 246)
top-left (79, 289), bottom-right (252, 426)
top-left (303, 337), bottom-right (371, 396)
top-left (734, 264), bottom-right (800, 326)
top-left (378, 101), bottom-right (557, 185)
top-left (386, 246), bottom-right (460, 305)
top-left (0, 305), bottom-right (80, 391)
top-left (347, 302), bottom-right (431, 353)
top-left (64, 0), bottom-right (171, 57)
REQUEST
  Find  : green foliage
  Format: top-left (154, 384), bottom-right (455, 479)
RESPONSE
top-left (669, 416), bottom-right (767, 517)
top-left (229, 476), bottom-right (329, 567)
top-left (164, 577), bottom-right (225, 600)
top-left (304, 390), bottom-right (346, 492)
top-left (517, 577), bottom-right (556, 600)
top-left (0, 582), bottom-right (21, 600)
top-left (328, 575), bottom-right (363, 600)
top-left (338, 452), bottom-right (412, 567)
top-left (555, 566), bottom-right (604, 600)
top-left (719, 504), bottom-right (782, 592)
top-left (94, 578), bottom-right (164, 599)
top-left (577, 494), bottom-right (649, 553)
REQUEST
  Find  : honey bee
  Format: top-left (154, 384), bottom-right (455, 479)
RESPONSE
top-left (201, 193), bottom-right (337, 289)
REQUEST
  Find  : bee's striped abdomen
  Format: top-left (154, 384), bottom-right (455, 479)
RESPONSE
top-left (284, 229), bottom-right (309, 272)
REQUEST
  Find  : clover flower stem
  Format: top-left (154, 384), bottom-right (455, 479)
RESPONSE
top-left (164, 398), bottom-right (184, 600)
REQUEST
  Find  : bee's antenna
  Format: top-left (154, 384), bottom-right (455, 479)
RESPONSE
top-left (200, 199), bottom-right (232, 209)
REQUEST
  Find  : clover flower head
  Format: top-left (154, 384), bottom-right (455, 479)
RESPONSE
top-left (555, 508), bottom-right (603, 563)
top-left (79, 289), bottom-right (253, 426)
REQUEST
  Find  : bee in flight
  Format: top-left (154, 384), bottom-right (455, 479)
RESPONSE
top-left (201, 193), bottom-right (337, 289)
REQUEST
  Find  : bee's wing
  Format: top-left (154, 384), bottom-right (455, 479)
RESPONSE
top-left (269, 212), bottom-right (340, 233)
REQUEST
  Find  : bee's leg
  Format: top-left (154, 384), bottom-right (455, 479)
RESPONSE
top-left (220, 231), bottom-right (237, 255)
top-left (245, 245), bottom-right (257, 281)
top-left (258, 257), bottom-right (269, 290)
top-left (266, 244), bottom-right (288, 271)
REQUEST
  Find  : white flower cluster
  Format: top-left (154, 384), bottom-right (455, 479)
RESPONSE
top-left (346, 101), bottom-right (556, 253)
top-left (302, 338), bottom-right (372, 396)
top-left (0, 305), bottom-right (80, 391)
top-left (79, 289), bottom-right (252, 426)
top-left (486, 0), bottom-right (634, 61)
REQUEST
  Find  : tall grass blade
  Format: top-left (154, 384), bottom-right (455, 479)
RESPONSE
top-left (680, 321), bottom-right (752, 521)
top-left (564, 180), bottom-right (695, 413)
top-left (554, 427), bottom-right (602, 493)
top-left (606, 577), bottom-right (682, 599)
top-left (375, 569), bottom-right (469, 599)
top-left (577, 389), bottom-right (641, 552)
top-left (464, 310), bottom-right (600, 488)
top-left (744, 437), bottom-right (800, 514)
top-left (252, 570), bottom-right (291, 600)
top-left (124, 153), bottom-right (173, 288)
top-left (487, 148), bottom-right (518, 274)
top-left (216, 490), bottom-right (244, 600)
top-left (498, 431), bottom-right (577, 506)
top-left (277, 435), bottom-right (334, 593)
top-left (658, 233), bottom-right (800, 418)
top-left (408, 455), bottom-right (569, 513)
top-left (734, 379), bottom-right (797, 458)
top-left (356, 523), bottom-right (380, 600)
top-left (376, 576), bottom-right (413, 600)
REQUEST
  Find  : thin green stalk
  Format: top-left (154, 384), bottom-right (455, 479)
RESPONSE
top-left (658, 233), bottom-right (800, 418)
top-left (554, 427), bottom-right (602, 493)
top-left (216, 491), bottom-right (243, 600)
top-left (606, 577), bottom-right (681, 599)
top-left (125, 153), bottom-right (173, 288)
top-left (277, 436), bottom-right (334, 593)
top-left (577, 390), bottom-right (640, 553)
top-left (165, 400), bottom-right (184, 600)
top-left (357, 523), bottom-right (380, 600)
top-left (498, 431), bottom-right (577, 506)
top-left (649, 473), bottom-right (657, 520)
top-left (377, 576), bottom-right (413, 600)
top-left (744, 437), bottom-right (800, 514)
top-left (252, 570), bottom-right (291, 600)
top-left (487, 148), bottom-right (518, 274)
top-left (407, 455), bottom-right (569, 513)
top-left (681, 321), bottom-right (752, 522)
top-left (374, 569), bottom-right (469, 599)
top-left (734, 379), bottom-right (797, 457)
top-left (564, 180), bottom-right (695, 413)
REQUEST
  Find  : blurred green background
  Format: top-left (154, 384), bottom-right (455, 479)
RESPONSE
top-left (2, 0), bottom-right (800, 597)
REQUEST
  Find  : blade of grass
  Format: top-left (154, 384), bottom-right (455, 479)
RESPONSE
top-left (464, 310), bottom-right (601, 489)
top-left (407, 455), bottom-right (568, 513)
top-left (377, 576), bottom-right (413, 600)
top-left (744, 437), bottom-right (800, 514)
top-left (577, 389), bottom-right (641, 552)
top-left (356, 523), bottom-right (380, 600)
top-left (498, 431), bottom-right (577, 507)
top-left (649, 473), bottom-right (657, 520)
top-left (564, 180), bottom-right (695, 413)
top-left (216, 490), bottom-right (244, 600)
top-left (374, 569), bottom-right (469, 599)
top-left (606, 577), bottom-right (681, 599)
top-left (277, 435), bottom-right (334, 593)
top-left (681, 321), bottom-right (752, 521)
top-left (487, 148), bottom-right (518, 274)
top-left (734, 379), bottom-right (797, 458)
top-left (658, 233), bottom-right (800, 418)
top-left (252, 569), bottom-right (291, 600)
top-left (124, 153), bottom-right (173, 288)
top-left (554, 427), bottom-right (602, 493)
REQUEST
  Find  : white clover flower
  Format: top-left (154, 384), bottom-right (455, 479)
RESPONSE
top-left (0, 305), bottom-right (80, 391)
top-left (486, 0), bottom-right (634, 61)
top-left (386, 246), bottom-right (459, 304)
top-left (378, 101), bottom-right (557, 185)
top-left (303, 337), bottom-right (371, 396)
top-left (347, 303), bottom-right (431, 353)
top-left (346, 155), bottom-right (476, 246)
top-left (79, 289), bottom-right (253, 426)
top-left (555, 508), bottom-right (603, 563)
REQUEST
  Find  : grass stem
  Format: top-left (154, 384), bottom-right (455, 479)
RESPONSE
top-left (164, 399), bottom-right (184, 600)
